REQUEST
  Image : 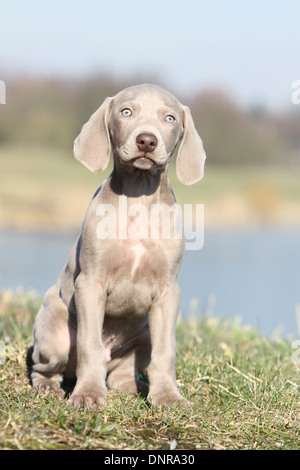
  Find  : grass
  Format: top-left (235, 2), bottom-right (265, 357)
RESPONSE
top-left (1, 144), bottom-right (300, 230)
top-left (0, 290), bottom-right (299, 450)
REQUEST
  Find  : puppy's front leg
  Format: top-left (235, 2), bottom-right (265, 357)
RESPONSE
top-left (147, 283), bottom-right (190, 407)
top-left (69, 274), bottom-right (107, 409)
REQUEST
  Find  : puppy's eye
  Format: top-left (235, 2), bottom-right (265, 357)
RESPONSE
top-left (121, 108), bottom-right (132, 117)
top-left (165, 115), bottom-right (175, 123)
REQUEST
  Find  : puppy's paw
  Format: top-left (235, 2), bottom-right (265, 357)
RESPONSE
top-left (68, 385), bottom-right (107, 410)
top-left (32, 380), bottom-right (65, 400)
top-left (148, 388), bottom-right (191, 409)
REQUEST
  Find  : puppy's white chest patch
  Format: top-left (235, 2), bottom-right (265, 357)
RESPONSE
top-left (130, 243), bottom-right (146, 277)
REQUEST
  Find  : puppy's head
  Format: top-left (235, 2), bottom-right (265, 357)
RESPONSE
top-left (74, 84), bottom-right (206, 185)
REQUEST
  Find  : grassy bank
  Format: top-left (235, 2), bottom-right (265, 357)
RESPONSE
top-left (1, 145), bottom-right (300, 230)
top-left (0, 290), bottom-right (299, 450)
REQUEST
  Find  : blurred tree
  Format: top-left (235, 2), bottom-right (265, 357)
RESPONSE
top-left (0, 75), bottom-right (298, 167)
top-left (187, 90), bottom-right (296, 166)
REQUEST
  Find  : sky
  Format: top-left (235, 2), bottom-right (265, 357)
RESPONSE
top-left (1, 0), bottom-right (299, 110)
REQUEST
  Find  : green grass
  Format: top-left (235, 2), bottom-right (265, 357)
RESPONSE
top-left (0, 290), bottom-right (299, 450)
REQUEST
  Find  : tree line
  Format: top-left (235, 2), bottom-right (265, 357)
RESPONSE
top-left (0, 74), bottom-right (299, 167)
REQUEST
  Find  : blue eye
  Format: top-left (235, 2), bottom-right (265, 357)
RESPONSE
top-left (165, 115), bottom-right (175, 123)
top-left (121, 108), bottom-right (132, 117)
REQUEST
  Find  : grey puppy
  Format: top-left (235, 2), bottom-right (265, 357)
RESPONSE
top-left (29, 84), bottom-right (206, 409)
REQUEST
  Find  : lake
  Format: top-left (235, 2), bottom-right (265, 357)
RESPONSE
top-left (0, 229), bottom-right (300, 337)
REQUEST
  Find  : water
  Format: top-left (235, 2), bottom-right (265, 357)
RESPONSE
top-left (179, 229), bottom-right (300, 337)
top-left (1, 229), bottom-right (300, 337)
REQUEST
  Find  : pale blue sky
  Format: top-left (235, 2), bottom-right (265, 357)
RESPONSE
top-left (1, 0), bottom-right (299, 109)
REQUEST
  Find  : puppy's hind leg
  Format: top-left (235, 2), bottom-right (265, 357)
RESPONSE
top-left (30, 287), bottom-right (76, 398)
top-left (107, 327), bottom-right (151, 398)
top-left (107, 352), bottom-right (148, 397)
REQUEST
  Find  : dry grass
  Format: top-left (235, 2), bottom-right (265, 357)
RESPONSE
top-left (1, 145), bottom-right (300, 231)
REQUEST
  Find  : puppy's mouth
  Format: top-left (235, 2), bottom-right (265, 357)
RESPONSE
top-left (131, 153), bottom-right (155, 167)
top-left (134, 155), bottom-right (153, 163)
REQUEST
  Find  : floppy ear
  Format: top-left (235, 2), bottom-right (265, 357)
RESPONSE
top-left (176, 105), bottom-right (206, 185)
top-left (73, 97), bottom-right (112, 172)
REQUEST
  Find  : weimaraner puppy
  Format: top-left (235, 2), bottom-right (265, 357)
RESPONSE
top-left (29, 84), bottom-right (206, 409)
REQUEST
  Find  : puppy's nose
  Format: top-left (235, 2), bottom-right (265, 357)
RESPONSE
top-left (136, 133), bottom-right (158, 153)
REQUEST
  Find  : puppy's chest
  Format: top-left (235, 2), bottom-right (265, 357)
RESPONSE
top-left (103, 240), bottom-right (168, 315)
top-left (106, 240), bottom-right (166, 283)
